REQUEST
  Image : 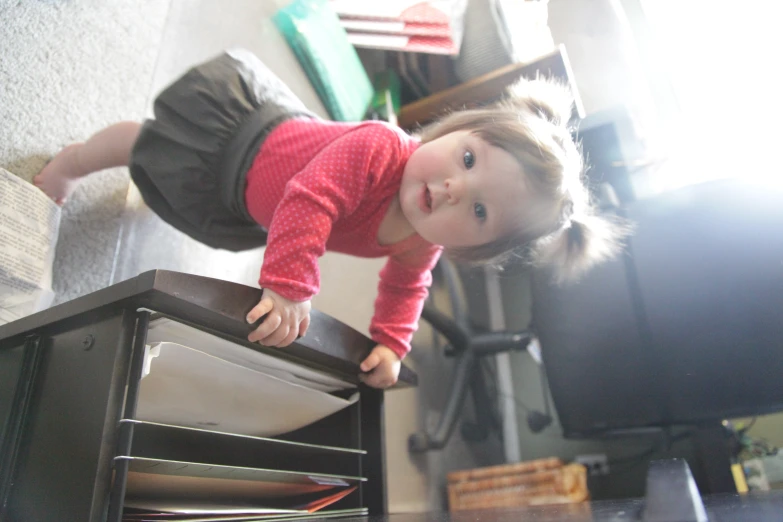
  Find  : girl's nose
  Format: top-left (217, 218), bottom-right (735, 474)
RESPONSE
top-left (444, 177), bottom-right (464, 204)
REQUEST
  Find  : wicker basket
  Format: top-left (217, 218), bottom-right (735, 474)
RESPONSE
top-left (447, 457), bottom-right (589, 511)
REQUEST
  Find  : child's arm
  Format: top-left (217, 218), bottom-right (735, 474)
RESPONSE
top-left (246, 288), bottom-right (311, 347)
top-left (252, 125), bottom-right (404, 347)
top-left (361, 246), bottom-right (442, 388)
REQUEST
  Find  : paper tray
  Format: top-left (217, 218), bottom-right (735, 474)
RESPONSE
top-left (145, 317), bottom-right (354, 392)
top-left (122, 507), bottom-right (368, 522)
top-left (126, 420), bottom-right (363, 477)
top-left (119, 456), bottom-right (365, 502)
top-left (135, 340), bottom-right (358, 437)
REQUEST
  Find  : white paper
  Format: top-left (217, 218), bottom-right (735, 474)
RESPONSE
top-left (0, 168), bottom-right (61, 325)
top-left (339, 19), bottom-right (405, 34)
top-left (346, 33), bottom-right (411, 49)
top-left (331, 0), bottom-right (453, 22)
top-left (145, 318), bottom-right (355, 392)
top-left (136, 341), bottom-right (358, 437)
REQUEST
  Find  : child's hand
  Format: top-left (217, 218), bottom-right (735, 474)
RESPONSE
top-left (247, 289), bottom-right (311, 347)
top-left (359, 345), bottom-right (401, 389)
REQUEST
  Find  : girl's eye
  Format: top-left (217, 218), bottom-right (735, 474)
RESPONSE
top-left (474, 202), bottom-right (487, 221)
top-left (463, 150), bottom-right (475, 169)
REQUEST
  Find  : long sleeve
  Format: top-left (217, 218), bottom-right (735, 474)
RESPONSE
top-left (258, 124), bottom-right (403, 301)
top-left (370, 244), bottom-right (442, 359)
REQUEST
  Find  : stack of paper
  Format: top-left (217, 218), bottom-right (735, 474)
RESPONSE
top-left (138, 318), bottom-right (358, 437)
top-left (121, 316), bottom-right (368, 520)
top-left (331, 0), bottom-right (468, 55)
top-left (123, 481), bottom-right (362, 521)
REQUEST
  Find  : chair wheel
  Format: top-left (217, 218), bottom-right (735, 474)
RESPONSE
top-left (408, 432), bottom-right (431, 453)
top-left (460, 422), bottom-right (489, 442)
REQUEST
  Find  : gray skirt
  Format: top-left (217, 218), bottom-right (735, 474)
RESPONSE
top-left (129, 49), bottom-right (316, 251)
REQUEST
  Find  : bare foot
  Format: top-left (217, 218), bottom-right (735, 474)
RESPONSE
top-left (33, 143), bottom-right (85, 205)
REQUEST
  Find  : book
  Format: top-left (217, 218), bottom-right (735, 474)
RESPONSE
top-left (274, 0), bottom-right (373, 121)
top-left (339, 19), bottom-right (452, 38)
top-left (0, 168), bottom-right (61, 325)
top-left (331, 0), bottom-right (468, 56)
top-left (345, 32), bottom-right (460, 55)
top-left (330, 0), bottom-right (466, 25)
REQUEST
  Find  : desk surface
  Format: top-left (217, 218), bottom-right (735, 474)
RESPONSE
top-left (0, 269), bottom-right (417, 387)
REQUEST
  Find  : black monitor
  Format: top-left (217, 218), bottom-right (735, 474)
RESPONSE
top-left (531, 178), bottom-right (783, 438)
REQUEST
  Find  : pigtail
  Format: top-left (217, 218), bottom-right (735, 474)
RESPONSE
top-left (503, 77), bottom-right (630, 281)
top-left (534, 211), bottom-right (630, 284)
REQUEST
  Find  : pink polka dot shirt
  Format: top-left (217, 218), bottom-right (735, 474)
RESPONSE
top-left (244, 118), bottom-right (443, 358)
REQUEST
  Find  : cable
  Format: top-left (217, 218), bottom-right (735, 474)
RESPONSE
top-left (737, 416), bottom-right (757, 435)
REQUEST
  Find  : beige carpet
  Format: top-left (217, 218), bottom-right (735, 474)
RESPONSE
top-left (0, 0), bottom-right (170, 304)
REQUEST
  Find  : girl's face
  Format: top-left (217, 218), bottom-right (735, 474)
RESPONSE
top-left (399, 131), bottom-right (528, 248)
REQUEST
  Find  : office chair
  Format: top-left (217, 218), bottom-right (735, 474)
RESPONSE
top-left (407, 259), bottom-right (535, 453)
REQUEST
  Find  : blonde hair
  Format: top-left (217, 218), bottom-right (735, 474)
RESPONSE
top-left (418, 77), bottom-right (629, 282)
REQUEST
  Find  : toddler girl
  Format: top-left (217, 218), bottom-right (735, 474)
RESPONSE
top-left (34, 49), bottom-right (623, 388)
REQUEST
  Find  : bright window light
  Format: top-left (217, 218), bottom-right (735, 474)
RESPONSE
top-left (636, 1), bottom-right (782, 192)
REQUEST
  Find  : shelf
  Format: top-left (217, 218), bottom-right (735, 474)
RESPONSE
top-left (126, 420), bottom-right (364, 477)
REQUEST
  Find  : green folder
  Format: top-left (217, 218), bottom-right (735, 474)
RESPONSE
top-left (274, 0), bottom-right (373, 122)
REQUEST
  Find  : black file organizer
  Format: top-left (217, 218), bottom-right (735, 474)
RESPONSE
top-left (0, 270), bottom-right (417, 522)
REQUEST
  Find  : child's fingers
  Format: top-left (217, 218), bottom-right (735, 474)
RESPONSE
top-left (298, 314), bottom-right (310, 338)
top-left (359, 369), bottom-right (393, 389)
top-left (262, 324), bottom-right (292, 347)
top-left (361, 374), bottom-right (383, 388)
top-left (275, 327), bottom-right (300, 348)
top-left (247, 298), bottom-right (274, 324)
top-left (360, 352), bottom-right (380, 373)
top-left (248, 313), bottom-right (282, 343)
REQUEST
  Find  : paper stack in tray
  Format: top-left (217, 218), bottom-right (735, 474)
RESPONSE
top-left (137, 317), bottom-right (358, 438)
top-left (331, 0), bottom-right (468, 55)
top-left (122, 316), bottom-right (368, 521)
top-left (446, 457), bottom-right (589, 512)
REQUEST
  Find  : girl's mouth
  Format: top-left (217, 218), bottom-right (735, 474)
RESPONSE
top-left (418, 185), bottom-right (432, 214)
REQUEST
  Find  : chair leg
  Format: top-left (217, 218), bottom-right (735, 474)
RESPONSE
top-left (408, 348), bottom-right (476, 452)
top-left (420, 304), bottom-right (469, 349)
top-left (460, 359), bottom-right (498, 442)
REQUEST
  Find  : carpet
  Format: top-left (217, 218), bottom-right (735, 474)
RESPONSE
top-left (0, 0), bottom-right (170, 304)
